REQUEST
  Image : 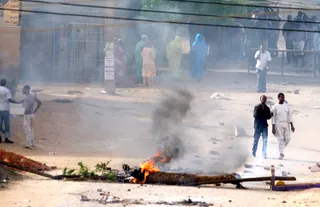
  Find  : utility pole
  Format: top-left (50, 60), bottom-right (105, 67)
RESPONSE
top-left (104, 3), bottom-right (117, 94)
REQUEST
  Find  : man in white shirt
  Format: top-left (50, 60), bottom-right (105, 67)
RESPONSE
top-left (0, 79), bottom-right (21, 144)
top-left (255, 42), bottom-right (272, 93)
top-left (271, 93), bottom-right (295, 160)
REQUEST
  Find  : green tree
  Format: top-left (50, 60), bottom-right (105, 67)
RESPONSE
top-left (140, 0), bottom-right (254, 24)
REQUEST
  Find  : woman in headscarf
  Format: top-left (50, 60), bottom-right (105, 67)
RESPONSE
top-left (190, 33), bottom-right (208, 81)
top-left (135, 35), bottom-right (148, 84)
top-left (166, 36), bottom-right (182, 78)
top-left (141, 41), bottom-right (156, 87)
top-left (114, 37), bottom-right (127, 85)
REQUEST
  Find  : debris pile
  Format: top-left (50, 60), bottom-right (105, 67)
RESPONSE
top-left (0, 149), bottom-right (51, 171)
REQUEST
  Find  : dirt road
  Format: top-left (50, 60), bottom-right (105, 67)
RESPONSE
top-left (1, 70), bottom-right (320, 206)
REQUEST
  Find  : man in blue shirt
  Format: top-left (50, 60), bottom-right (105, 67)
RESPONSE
top-left (253, 95), bottom-right (272, 159)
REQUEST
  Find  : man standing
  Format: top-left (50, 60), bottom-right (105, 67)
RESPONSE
top-left (246, 10), bottom-right (261, 70)
top-left (283, 15), bottom-right (294, 63)
top-left (272, 93), bottom-right (295, 160)
top-left (0, 79), bottom-right (21, 143)
top-left (22, 85), bottom-right (42, 149)
top-left (255, 42), bottom-right (272, 93)
top-left (253, 95), bottom-right (272, 159)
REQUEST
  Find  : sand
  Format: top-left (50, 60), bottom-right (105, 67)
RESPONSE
top-left (1, 69), bottom-right (320, 206)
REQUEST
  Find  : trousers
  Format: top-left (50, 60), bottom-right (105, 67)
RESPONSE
top-left (0, 111), bottom-right (10, 138)
top-left (257, 69), bottom-right (267, 93)
top-left (253, 126), bottom-right (268, 156)
top-left (275, 124), bottom-right (291, 154)
top-left (24, 114), bottom-right (35, 147)
top-left (285, 39), bottom-right (293, 62)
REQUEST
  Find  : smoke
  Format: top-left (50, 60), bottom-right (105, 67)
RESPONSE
top-left (152, 88), bottom-right (193, 160)
top-left (151, 88), bottom-right (249, 175)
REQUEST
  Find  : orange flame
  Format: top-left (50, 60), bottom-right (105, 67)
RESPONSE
top-left (132, 151), bottom-right (172, 184)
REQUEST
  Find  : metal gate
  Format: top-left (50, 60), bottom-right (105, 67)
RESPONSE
top-left (67, 23), bottom-right (105, 82)
top-left (20, 21), bottom-right (58, 82)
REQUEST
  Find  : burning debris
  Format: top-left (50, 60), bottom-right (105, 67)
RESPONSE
top-left (128, 89), bottom-right (194, 183)
top-left (131, 169), bottom-right (240, 186)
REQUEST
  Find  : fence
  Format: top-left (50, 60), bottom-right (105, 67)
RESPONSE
top-left (248, 48), bottom-right (319, 77)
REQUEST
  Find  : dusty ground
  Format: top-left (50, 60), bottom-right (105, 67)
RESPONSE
top-left (1, 69), bottom-right (320, 206)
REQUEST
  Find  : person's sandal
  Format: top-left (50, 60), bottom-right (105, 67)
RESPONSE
top-left (5, 138), bottom-right (14, 144)
top-left (279, 153), bottom-right (284, 160)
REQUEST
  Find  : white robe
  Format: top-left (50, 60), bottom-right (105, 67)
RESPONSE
top-left (271, 103), bottom-right (293, 154)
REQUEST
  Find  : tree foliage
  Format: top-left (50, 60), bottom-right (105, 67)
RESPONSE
top-left (140, 0), bottom-right (256, 23)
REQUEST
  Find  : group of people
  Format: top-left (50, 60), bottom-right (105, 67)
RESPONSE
top-left (0, 79), bottom-right (41, 149)
top-left (253, 93), bottom-right (295, 160)
top-left (282, 12), bottom-right (320, 68)
top-left (133, 33), bottom-right (209, 86)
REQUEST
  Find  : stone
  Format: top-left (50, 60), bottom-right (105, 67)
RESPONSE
top-left (235, 126), bottom-right (246, 137)
top-left (211, 138), bottom-right (222, 142)
top-left (210, 151), bottom-right (220, 156)
top-left (309, 163), bottom-right (320, 172)
top-left (293, 89), bottom-right (299, 94)
top-left (244, 164), bottom-right (253, 169)
top-left (80, 195), bottom-right (90, 202)
top-left (210, 93), bottom-right (231, 100)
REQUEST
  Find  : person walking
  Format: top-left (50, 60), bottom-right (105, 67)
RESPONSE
top-left (22, 85), bottom-right (42, 149)
top-left (272, 93), bottom-right (295, 160)
top-left (255, 42), bottom-right (271, 93)
top-left (252, 95), bottom-right (272, 159)
top-left (135, 35), bottom-right (148, 84)
top-left (190, 33), bottom-right (208, 82)
top-left (141, 41), bottom-right (156, 87)
top-left (166, 36), bottom-right (182, 79)
top-left (0, 79), bottom-right (21, 144)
